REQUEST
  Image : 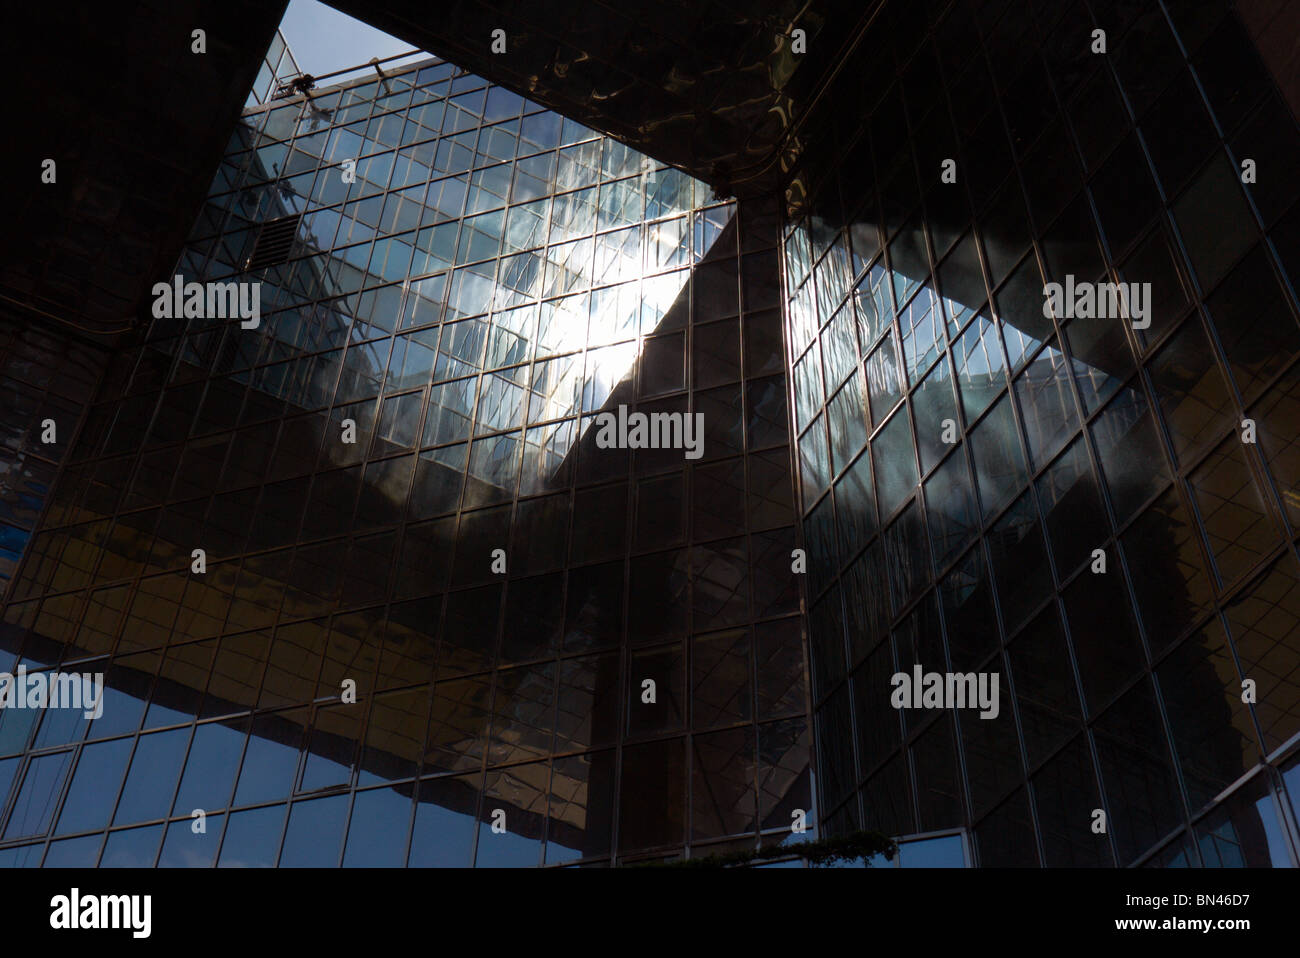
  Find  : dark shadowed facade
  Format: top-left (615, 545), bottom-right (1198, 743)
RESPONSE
top-left (1, 0), bottom-right (1299, 867)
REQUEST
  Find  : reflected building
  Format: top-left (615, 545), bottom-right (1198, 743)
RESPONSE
top-left (781, 0), bottom-right (1300, 866)
top-left (3, 0), bottom-right (1300, 868)
top-left (0, 56), bottom-right (812, 868)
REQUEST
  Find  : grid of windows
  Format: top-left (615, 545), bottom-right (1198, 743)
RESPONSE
top-left (0, 319), bottom-right (105, 599)
top-left (4, 0), bottom-right (1295, 871)
top-left (785, 0), bottom-right (1300, 866)
top-left (246, 29), bottom-right (301, 108)
top-left (0, 57), bottom-right (810, 866)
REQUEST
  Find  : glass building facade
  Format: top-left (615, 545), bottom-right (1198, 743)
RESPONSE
top-left (2, 0), bottom-right (1299, 870)
top-left (784, 0), bottom-right (1300, 866)
top-left (0, 56), bottom-right (816, 867)
top-left (246, 28), bottom-right (302, 108)
top-left (0, 321), bottom-right (106, 600)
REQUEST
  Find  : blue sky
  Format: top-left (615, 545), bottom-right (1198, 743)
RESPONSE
top-left (278, 0), bottom-right (426, 79)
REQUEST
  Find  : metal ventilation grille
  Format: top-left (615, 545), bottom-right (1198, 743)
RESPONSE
top-left (245, 214), bottom-right (301, 271)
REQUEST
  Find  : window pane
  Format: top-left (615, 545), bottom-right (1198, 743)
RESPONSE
top-left (56, 737), bottom-right (133, 835)
top-left (897, 833), bottom-right (966, 867)
top-left (159, 812), bottom-right (225, 867)
top-left (218, 804), bottom-right (286, 867)
top-left (114, 728), bottom-right (191, 825)
top-left (408, 773), bottom-right (479, 867)
top-left (279, 794), bottom-right (347, 866)
top-left (3, 750), bottom-right (73, 839)
top-left (100, 824), bottom-right (164, 867)
top-left (343, 785), bottom-right (413, 866)
top-left (1195, 773), bottom-right (1294, 867)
